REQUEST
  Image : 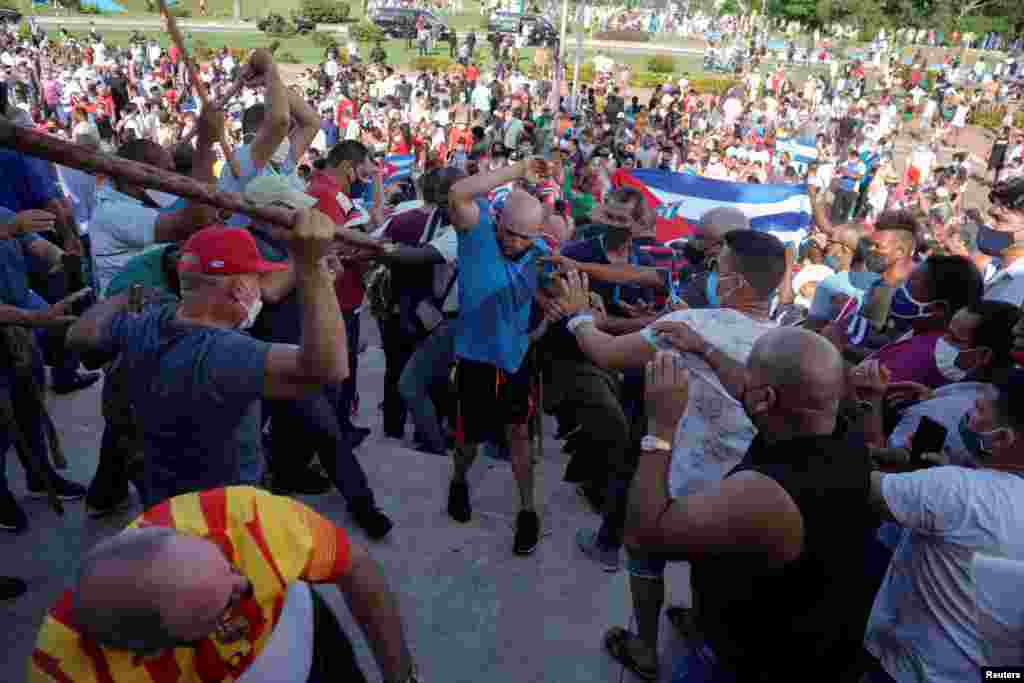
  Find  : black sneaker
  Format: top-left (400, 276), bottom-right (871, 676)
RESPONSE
top-left (0, 576), bottom-right (26, 600)
top-left (447, 479), bottom-right (472, 523)
top-left (350, 505), bottom-right (393, 540)
top-left (0, 490), bottom-right (27, 533)
top-left (27, 476), bottom-right (87, 501)
top-left (85, 491), bottom-right (134, 519)
top-left (51, 371), bottom-right (102, 396)
top-left (513, 510), bottom-right (540, 556)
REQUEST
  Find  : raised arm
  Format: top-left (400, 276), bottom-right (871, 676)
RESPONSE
top-left (262, 209), bottom-right (348, 398)
top-left (285, 86), bottom-right (320, 162)
top-left (447, 160), bottom-right (526, 230)
top-left (244, 49), bottom-right (291, 169)
top-left (153, 106), bottom-right (223, 243)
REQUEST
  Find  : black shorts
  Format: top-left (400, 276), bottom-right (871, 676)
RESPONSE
top-left (456, 356), bottom-right (533, 446)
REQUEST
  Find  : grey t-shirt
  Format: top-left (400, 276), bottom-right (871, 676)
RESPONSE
top-left (100, 303), bottom-right (270, 506)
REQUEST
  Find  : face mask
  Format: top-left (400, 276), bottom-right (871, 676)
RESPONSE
top-left (934, 337), bottom-right (971, 382)
top-left (890, 283), bottom-right (941, 319)
top-left (977, 223), bottom-right (1014, 257)
top-left (239, 296), bottom-right (262, 330)
top-left (958, 412), bottom-right (998, 461)
top-left (270, 137), bottom-right (291, 166)
top-left (146, 189), bottom-right (179, 208)
top-left (705, 269), bottom-right (719, 307)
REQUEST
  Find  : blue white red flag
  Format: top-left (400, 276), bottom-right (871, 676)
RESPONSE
top-left (383, 154), bottom-right (416, 185)
top-left (611, 168), bottom-right (812, 246)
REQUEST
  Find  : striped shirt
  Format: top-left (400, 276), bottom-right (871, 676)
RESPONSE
top-left (28, 486), bottom-right (352, 683)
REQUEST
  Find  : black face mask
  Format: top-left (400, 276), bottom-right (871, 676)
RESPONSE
top-left (977, 223), bottom-right (1015, 257)
top-left (863, 251), bottom-right (890, 274)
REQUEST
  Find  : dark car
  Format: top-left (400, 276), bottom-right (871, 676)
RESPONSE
top-left (0, 8), bottom-right (22, 24)
top-left (487, 12), bottom-right (558, 47)
top-left (371, 8), bottom-right (454, 41)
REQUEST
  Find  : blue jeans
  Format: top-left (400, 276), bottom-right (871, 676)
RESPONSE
top-left (398, 320), bottom-right (455, 454)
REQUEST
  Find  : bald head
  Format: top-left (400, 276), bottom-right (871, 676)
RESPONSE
top-left (699, 207), bottom-right (751, 242)
top-left (501, 190), bottom-right (544, 233)
top-left (73, 528), bottom-right (241, 654)
top-left (747, 328), bottom-right (844, 438)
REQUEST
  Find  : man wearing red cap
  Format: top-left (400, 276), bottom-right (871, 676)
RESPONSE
top-left (67, 209), bottom-right (348, 508)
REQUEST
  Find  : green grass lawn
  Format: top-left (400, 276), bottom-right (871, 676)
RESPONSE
top-left (22, 0), bottom-right (493, 27)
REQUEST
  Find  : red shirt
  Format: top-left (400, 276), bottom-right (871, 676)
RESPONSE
top-left (336, 99), bottom-right (355, 128)
top-left (466, 65), bottom-right (479, 82)
top-left (306, 170), bottom-right (366, 312)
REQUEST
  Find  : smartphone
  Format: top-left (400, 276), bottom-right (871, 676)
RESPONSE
top-left (910, 416), bottom-right (948, 467)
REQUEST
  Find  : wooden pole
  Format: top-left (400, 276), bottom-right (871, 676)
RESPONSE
top-left (0, 120), bottom-right (381, 250)
top-left (159, 0), bottom-right (242, 178)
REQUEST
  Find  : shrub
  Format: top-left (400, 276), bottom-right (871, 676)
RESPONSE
top-left (646, 55), bottom-right (675, 74)
top-left (349, 21), bottom-right (385, 43)
top-left (168, 5), bottom-right (191, 17)
top-left (311, 31), bottom-right (339, 49)
top-left (562, 62), bottom-right (595, 83)
top-left (192, 37), bottom-right (214, 60)
top-left (686, 76), bottom-right (738, 95)
top-left (631, 71), bottom-right (674, 88)
top-left (299, 0), bottom-right (350, 23)
top-left (968, 104), bottom-right (1024, 130)
top-left (593, 30), bottom-right (649, 42)
top-left (409, 55), bottom-right (453, 71)
top-left (276, 51), bottom-right (301, 63)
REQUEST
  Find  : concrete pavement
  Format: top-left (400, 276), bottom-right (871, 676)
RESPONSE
top-left (0, 315), bottom-right (693, 682)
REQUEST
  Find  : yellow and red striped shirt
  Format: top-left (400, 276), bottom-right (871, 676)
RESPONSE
top-left (28, 486), bottom-right (352, 683)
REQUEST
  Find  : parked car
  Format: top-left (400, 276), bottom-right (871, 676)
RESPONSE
top-left (371, 8), bottom-right (454, 41)
top-left (487, 12), bottom-right (558, 47)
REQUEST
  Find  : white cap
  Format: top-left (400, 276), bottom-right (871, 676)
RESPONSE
top-left (244, 175), bottom-right (317, 210)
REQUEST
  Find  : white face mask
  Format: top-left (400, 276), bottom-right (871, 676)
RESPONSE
top-left (270, 137), bottom-right (291, 166)
top-left (934, 337), bottom-right (972, 382)
top-left (146, 189), bottom-right (179, 208)
top-left (239, 297), bottom-right (263, 330)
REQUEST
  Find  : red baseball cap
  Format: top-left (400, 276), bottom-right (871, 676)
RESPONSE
top-left (178, 226), bottom-right (289, 275)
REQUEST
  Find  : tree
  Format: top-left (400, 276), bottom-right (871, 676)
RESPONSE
top-left (234, 0), bottom-right (241, 19)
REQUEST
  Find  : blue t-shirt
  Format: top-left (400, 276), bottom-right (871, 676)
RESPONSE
top-left (455, 199), bottom-right (549, 373)
top-left (0, 149), bottom-right (60, 212)
top-left (100, 303), bottom-right (271, 506)
top-left (560, 237), bottom-right (655, 310)
top-left (216, 144), bottom-right (298, 227)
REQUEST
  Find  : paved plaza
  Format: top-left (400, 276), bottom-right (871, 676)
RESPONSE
top-left (1, 317), bottom-right (693, 683)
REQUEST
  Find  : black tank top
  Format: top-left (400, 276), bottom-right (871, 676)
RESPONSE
top-left (691, 434), bottom-right (879, 682)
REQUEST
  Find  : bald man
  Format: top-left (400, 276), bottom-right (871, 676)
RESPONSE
top-left (681, 206), bottom-right (751, 308)
top-left (446, 158), bottom-right (552, 555)
top-left (619, 329), bottom-right (879, 682)
top-left (29, 486), bottom-right (417, 683)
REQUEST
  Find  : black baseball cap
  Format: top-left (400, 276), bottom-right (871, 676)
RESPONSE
top-left (491, 142), bottom-right (509, 158)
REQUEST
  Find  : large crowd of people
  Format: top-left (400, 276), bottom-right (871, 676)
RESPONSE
top-left (0, 9), bottom-right (1021, 683)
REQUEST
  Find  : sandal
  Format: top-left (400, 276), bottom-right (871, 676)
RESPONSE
top-left (603, 626), bottom-right (658, 681)
top-left (665, 605), bottom-right (703, 642)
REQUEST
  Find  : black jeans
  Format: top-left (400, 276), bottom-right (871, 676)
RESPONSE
top-left (266, 390), bottom-right (376, 510)
top-left (334, 311), bottom-right (361, 429)
top-left (308, 588), bottom-right (368, 683)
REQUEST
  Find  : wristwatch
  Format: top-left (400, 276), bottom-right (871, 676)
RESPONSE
top-left (640, 435), bottom-right (672, 453)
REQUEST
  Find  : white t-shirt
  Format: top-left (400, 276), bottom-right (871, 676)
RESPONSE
top-left (887, 381), bottom-right (993, 467)
top-left (865, 467), bottom-right (1024, 682)
top-left (236, 581), bottom-right (314, 683)
top-left (640, 308), bottom-right (777, 496)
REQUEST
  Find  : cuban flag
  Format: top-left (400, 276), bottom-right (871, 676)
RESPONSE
top-left (774, 137), bottom-right (818, 174)
top-left (383, 154), bottom-right (416, 185)
top-left (611, 168), bottom-right (812, 246)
